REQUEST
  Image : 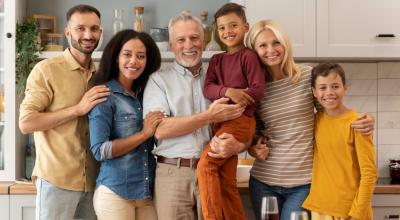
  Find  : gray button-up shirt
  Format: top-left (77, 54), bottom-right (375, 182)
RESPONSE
top-left (143, 61), bottom-right (212, 158)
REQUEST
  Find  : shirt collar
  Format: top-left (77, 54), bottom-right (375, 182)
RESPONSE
top-left (107, 79), bottom-right (141, 96)
top-left (63, 48), bottom-right (96, 74)
top-left (173, 60), bottom-right (204, 77)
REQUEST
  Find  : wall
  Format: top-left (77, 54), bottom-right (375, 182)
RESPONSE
top-left (26, 0), bottom-right (227, 50)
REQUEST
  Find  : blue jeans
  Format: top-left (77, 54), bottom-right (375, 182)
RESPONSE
top-left (249, 176), bottom-right (310, 220)
top-left (35, 177), bottom-right (97, 220)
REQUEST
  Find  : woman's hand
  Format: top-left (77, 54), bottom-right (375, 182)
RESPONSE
top-left (208, 133), bottom-right (248, 158)
top-left (141, 111), bottom-right (165, 138)
top-left (225, 88), bottom-right (254, 107)
top-left (248, 136), bottom-right (269, 160)
top-left (352, 112), bottom-right (375, 135)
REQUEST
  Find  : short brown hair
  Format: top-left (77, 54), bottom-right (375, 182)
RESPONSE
top-left (214, 3), bottom-right (246, 23)
top-left (66, 4), bottom-right (101, 22)
top-left (311, 63), bottom-right (346, 88)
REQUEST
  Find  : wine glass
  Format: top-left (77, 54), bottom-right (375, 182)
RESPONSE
top-left (261, 196), bottom-right (279, 220)
top-left (290, 211), bottom-right (309, 220)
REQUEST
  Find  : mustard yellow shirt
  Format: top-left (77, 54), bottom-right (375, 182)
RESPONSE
top-left (19, 49), bottom-right (99, 192)
top-left (303, 110), bottom-right (377, 220)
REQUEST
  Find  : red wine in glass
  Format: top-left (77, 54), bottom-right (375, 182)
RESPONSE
top-left (262, 212), bottom-right (279, 220)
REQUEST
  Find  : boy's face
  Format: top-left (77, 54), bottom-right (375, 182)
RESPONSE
top-left (216, 12), bottom-right (248, 52)
top-left (312, 71), bottom-right (347, 114)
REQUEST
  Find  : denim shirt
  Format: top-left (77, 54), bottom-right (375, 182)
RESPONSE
top-left (88, 79), bottom-right (155, 200)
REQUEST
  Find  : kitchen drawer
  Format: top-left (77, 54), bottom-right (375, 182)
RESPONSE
top-left (373, 194), bottom-right (400, 220)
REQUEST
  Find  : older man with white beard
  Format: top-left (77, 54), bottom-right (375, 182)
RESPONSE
top-left (143, 11), bottom-right (245, 220)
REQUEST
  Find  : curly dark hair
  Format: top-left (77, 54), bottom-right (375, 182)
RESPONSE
top-left (93, 29), bottom-right (161, 92)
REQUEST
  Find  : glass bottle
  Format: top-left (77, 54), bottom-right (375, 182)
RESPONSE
top-left (200, 11), bottom-right (212, 46)
top-left (133, 6), bottom-right (144, 32)
top-left (25, 134), bottom-right (35, 180)
top-left (205, 28), bottom-right (221, 51)
top-left (112, 9), bottom-right (124, 34)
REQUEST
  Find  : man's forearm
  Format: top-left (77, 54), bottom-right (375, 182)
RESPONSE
top-left (154, 111), bottom-right (211, 139)
top-left (19, 105), bottom-right (79, 134)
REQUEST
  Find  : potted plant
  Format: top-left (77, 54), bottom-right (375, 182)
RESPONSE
top-left (15, 18), bottom-right (42, 96)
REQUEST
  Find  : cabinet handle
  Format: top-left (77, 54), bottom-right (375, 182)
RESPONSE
top-left (385, 214), bottom-right (400, 219)
top-left (6, 33), bottom-right (12, 38)
top-left (376, 34), bottom-right (396, 38)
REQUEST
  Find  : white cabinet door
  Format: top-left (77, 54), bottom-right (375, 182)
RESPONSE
top-left (0, 0), bottom-right (24, 181)
top-left (372, 194), bottom-right (400, 220)
top-left (231, 0), bottom-right (316, 57)
top-left (0, 195), bottom-right (9, 220)
top-left (317, 0), bottom-right (400, 57)
top-left (10, 195), bottom-right (35, 220)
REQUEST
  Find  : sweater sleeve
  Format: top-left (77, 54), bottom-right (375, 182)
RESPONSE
top-left (204, 55), bottom-right (226, 100)
top-left (242, 50), bottom-right (265, 102)
top-left (348, 131), bottom-right (377, 219)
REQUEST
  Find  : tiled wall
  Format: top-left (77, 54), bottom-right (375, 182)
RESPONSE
top-left (160, 61), bottom-right (400, 177)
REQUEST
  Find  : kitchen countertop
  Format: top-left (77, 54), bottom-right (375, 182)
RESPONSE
top-left (9, 181), bottom-right (36, 194)
top-left (1, 178), bottom-right (400, 195)
top-left (0, 182), bottom-right (14, 194)
top-left (239, 178), bottom-right (400, 194)
top-left (374, 178), bottom-right (400, 194)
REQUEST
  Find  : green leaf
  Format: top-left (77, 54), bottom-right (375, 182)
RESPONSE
top-left (16, 18), bottom-right (43, 96)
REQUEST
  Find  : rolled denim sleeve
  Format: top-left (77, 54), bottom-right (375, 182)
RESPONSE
top-left (88, 99), bottom-right (113, 161)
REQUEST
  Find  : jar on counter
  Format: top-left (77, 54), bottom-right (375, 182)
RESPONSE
top-left (389, 158), bottom-right (400, 182)
top-left (44, 33), bottom-right (63, 51)
top-left (133, 6), bottom-right (144, 32)
top-left (112, 9), bottom-right (124, 34)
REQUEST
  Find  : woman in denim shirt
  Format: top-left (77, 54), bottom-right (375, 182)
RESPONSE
top-left (88, 29), bottom-right (164, 220)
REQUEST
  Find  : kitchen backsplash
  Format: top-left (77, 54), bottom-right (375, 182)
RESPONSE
top-left (160, 61), bottom-right (400, 178)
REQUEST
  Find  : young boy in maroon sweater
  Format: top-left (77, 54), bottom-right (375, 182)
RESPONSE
top-left (197, 3), bottom-right (265, 220)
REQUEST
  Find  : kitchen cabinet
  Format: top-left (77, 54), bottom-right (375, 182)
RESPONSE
top-left (230, 0), bottom-right (316, 57)
top-left (0, 0), bottom-right (25, 181)
top-left (0, 194), bottom-right (10, 220)
top-left (10, 195), bottom-right (35, 220)
top-left (317, 0), bottom-right (400, 58)
top-left (373, 194), bottom-right (400, 220)
top-left (232, 0), bottom-right (400, 58)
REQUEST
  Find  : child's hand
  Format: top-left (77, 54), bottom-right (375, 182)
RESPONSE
top-left (141, 111), bottom-right (166, 138)
top-left (248, 136), bottom-right (269, 160)
top-left (225, 88), bottom-right (254, 107)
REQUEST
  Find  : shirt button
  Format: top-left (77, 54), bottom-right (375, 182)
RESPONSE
top-left (145, 177), bottom-right (149, 181)
top-left (138, 107), bottom-right (141, 110)
top-left (144, 149), bottom-right (147, 152)
top-left (144, 163), bottom-right (147, 166)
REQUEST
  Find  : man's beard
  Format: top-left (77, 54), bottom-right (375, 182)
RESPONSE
top-left (70, 36), bottom-right (99, 55)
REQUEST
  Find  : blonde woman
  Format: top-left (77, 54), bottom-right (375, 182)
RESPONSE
top-left (208, 19), bottom-right (374, 220)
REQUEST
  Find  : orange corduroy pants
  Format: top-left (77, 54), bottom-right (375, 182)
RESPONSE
top-left (197, 115), bottom-right (255, 220)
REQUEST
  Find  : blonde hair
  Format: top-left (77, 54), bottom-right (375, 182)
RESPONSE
top-left (246, 19), bottom-right (301, 82)
top-left (168, 10), bottom-right (204, 43)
